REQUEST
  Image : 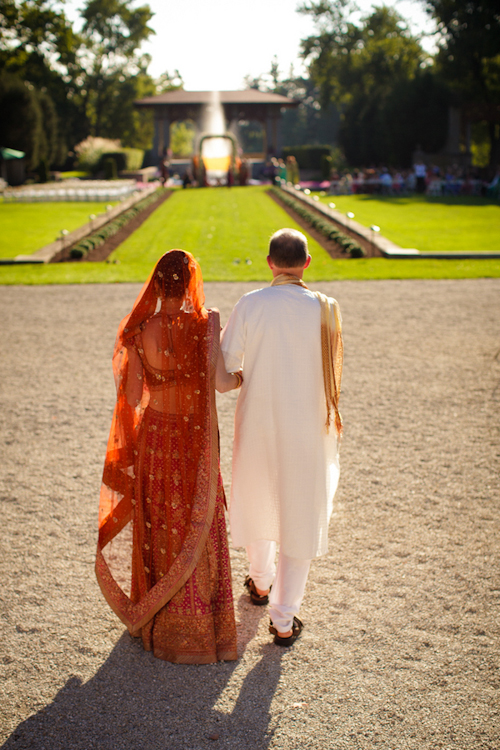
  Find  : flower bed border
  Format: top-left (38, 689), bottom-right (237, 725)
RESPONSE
top-left (269, 186), bottom-right (366, 258)
top-left (68, 187), bottom-right (168, 259)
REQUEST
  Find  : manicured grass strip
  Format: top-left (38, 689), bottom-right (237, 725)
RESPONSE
top-left (0, 201), bottom-right (118, 259)
top-left (271, 186), bottom-right (365, 257)
top-left (315, 194), bottom-right (500, 254)
top-left (108, 185), bottom-right (330, 281)
top-left (1, 255), bottom-right (499, 285)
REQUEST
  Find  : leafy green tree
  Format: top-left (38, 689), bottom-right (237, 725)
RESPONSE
top-left (422, 0), bottom-right (500, 167)
top-left (0, 0), bottom-right (80, 76)
top-left (0, 71), bottom-right (43, 168)
top-left (0, 1), bottom-right (177, 168)
top-left (299, 1), bottom-right (445, 165)
top-left (244, 57), bottom-right (340, 149)
top-left (79, 0), bottom-right (155, 140)
top-left (0, 0), bottom-right (83, 164)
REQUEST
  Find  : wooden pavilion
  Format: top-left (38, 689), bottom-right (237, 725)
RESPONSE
top-left (134, 89), bottom-right (298, 160)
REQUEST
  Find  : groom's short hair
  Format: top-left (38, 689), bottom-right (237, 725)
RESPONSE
top-left (269, 228), bottom-right (308, 268)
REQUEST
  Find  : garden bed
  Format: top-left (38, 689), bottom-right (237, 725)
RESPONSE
top-left (51, 188), bottom-right (171, 263)
top-left (269, 187), bottom-right (381, 258)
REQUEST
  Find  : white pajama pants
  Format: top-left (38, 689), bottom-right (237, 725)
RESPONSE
top-left (246, 540), bottom-right (311, 633)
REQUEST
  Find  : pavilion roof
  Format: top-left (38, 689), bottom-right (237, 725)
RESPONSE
top-left (135, 89), bottom-right (298, 107)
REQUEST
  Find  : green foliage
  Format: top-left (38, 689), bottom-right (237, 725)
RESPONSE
top-left (122, 148), bottom-right (145, 170)
top-left (37, 89), bottom-right (64, 166)
top-left (79, 0), bottom-right (155, 142)
top-left (237, 120), bottom-right (265, 154)
top-left (37, 157), bottom-right (48, 182)
top-left (170, 121), bottom-right (196, 157)
top-left (103, 157), bottom-right (117, 180)
top-left (0, 0), bottom-right (159, 161)
top-left (0, 0), bottom-right (84, 162)
top-left (59, 171), bottom-right (91, 179)
top-left (244, 60), bottom-right (340, 148)
top-left (300, 2), bottom-right (449, 166)
top-left (424, 0), bottom-right (500, 167)
top-left (282, 145), bottom-right (332, 170)
top-left (0, 71), bottom-right (43, 169)
top-left (75, 136), bottom-right (120, 171)
top-left (470, 122), bottom-right (490, 168)
top-left (271, 186), bottom-right (364, 257)
top-left (321, 154), bottom-right (333, 179)
top-left (98, 148), bottom-right (145, 172)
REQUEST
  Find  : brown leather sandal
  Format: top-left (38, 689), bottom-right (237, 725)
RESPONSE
top-left (269, 616), bottom-right (304, 646)
top-left (244, 575), bottom-right (270, 606)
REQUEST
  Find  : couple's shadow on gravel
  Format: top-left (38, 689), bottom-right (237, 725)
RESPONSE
top-left (3, 596), bottom-right (285, 750)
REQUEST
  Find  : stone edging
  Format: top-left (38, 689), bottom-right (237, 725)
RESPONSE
top-left (280, 185), bottom-right (500, 259)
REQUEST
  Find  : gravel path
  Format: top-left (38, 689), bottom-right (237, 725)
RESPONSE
top-left (1, 278), bottom-right (499, 750)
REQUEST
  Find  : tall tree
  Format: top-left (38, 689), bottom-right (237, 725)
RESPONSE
top-left (299, 1), bottom-right (446, 165)
top-left (79, 0), bottom-right (155, 140)
top-left (0, 71), bottom-right (43, 168)
top-left (423, 0), bottom-right (500, 167)
top-left (244, 58), bottom-right (340, 149)
top-left (0, 0), bottom-right (83, 163)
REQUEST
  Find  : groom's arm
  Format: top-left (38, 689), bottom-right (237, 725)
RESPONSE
top-left (220, 303), bottom-right (246, 374)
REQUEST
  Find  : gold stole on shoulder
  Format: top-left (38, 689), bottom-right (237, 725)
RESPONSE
top-left (271, 273), bottom-right (343, 436)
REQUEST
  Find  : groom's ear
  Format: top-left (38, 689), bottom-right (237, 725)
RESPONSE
top-left (304, 254), bottom-right (311, 269)
top-left (267, 255), bottom-right (274, 270)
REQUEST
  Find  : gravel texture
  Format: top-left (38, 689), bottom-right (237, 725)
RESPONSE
top-left (1, 278), bottom-right (499, 750)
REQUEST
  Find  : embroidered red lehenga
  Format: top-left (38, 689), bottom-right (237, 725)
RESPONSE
top-left (96, 250), bottom-right (238, 664)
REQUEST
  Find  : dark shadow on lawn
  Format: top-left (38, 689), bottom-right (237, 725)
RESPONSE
top-left (2, 596), bottom-right (286, 750)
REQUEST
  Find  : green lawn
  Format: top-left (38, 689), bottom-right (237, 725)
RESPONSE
top-left (0, 201), bottom-right (118, 259)
top-left (0, 187), bottom-right (499, 284)
top-left (315, 193), bottom-right (500, 253)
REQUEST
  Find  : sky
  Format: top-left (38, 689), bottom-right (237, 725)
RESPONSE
top-left (64, 0), bottom-right (437, 91)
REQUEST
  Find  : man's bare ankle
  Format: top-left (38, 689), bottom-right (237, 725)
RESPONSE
top-left (255, 585), bottom-right (270, 597)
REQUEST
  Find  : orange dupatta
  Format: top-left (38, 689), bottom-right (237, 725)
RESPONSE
top-left (95, 251), bottom-right (221, 634)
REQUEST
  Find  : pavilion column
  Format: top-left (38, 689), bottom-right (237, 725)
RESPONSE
top-left (153, 108), bottom-right (170, 160)
top-left (153, 116), bottom-right (161, 160)
top-left (162, 115), bottom-right (170, 154)
top-left (265, 108), bottom-right (281, 156)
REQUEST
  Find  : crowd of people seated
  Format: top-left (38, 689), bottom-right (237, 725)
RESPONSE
top-left (326, 164), bottom-right (498, 198)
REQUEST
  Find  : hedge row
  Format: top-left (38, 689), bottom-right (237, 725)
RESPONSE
top-left (70, 188), bottom-right (166, 259)
top-left (281, 145), bottom-right (332, 170)
top-left (270, 187), bottom-right (366, 258)
top-left (97, 148), bottom-right (145, 173)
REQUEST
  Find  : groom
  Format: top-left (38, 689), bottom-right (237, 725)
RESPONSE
top-left (221, 228), bottom-right (343, 646)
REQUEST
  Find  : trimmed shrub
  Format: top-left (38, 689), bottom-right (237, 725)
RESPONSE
top-left (98, 148), bottom-right (145, 173)
top-left (282, 145), bottom-right (332, 170)
top-left (321, 154), bottom-right (333, 180)
top-left (75, 137), bottom-right (121, 172)
top-left (104, 157), bottom-right (118, 180)
top-left (122, 148), bottom-right (145, 171)
top-left (270, 186), bottom-right (364, 258)
top-left (0, 72), bottom-right (43, 170)
top-left (349, 246), bottom-right (366, 258)
top-left (69, 188), bottom-right (165, 259)
top-left (38, 158), bottom-right (49, 183)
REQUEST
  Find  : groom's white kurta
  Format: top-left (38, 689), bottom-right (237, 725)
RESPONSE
top-left (221, 284), bottom-right (340, 559)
